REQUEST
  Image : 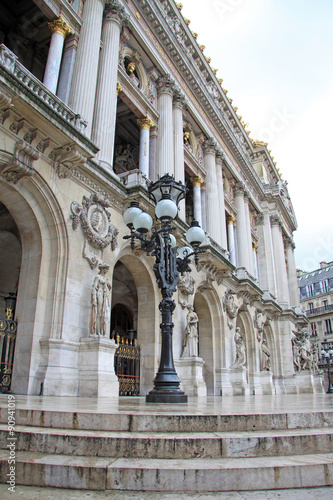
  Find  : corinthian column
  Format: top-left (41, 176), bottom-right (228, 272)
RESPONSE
top-left (69, 0), bottom-right (105, 136)
top-left (244, 192), bottom-right (254, 275)
top-left (203, 138), bottom-right (220, 243)
top-left (270, 215), bottom-right (290, 308)
top-left (227, 215), bottom-right (236, 265)
top-left (216, 149), bottom-right (227, 249)
top-left (255, 212), bottom-right (277, 297)
top-left (190, 176), bottom-right (203, 226)
top-left (137, 117), bottom-right (154, 177)
top-left (234, 182), bottom-right (250, 269)
top-left (57, 34), bottom-right (78, 104)
top-left (92, 2), bottom-right (128, 170)
top-left (156, 75), bottom-right (175, 177)
top-left (285, 237), bottom-right (300, 307)
top-left (173, 88), bottom-right (186, 219)
top-left (43, 17), bottom-right (71, 94)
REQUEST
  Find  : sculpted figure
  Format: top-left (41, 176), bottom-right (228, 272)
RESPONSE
top-left (90, 264), bottom-right (111, 337)
top-left (261, 338), bottom-right (271, 371)
top-left (182, 305), bottom-right (199, 357)
top-left (231, 327), bottom-right (246, 367)
top-left (292, 327), bottom-right (313, 371)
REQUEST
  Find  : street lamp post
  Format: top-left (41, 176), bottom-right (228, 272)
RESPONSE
top-left (320, 341), bottom-right (333, 394)
top-left (123, 174), bottom-right (205, 403)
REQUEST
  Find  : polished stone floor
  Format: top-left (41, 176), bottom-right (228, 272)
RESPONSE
top-left (0, 393), bottom-right (332, 415)
top-left (0, 484), bottom-right (332, 499)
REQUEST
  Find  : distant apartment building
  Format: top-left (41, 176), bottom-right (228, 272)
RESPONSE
top-left (298, 262), bottom-right (333, 343)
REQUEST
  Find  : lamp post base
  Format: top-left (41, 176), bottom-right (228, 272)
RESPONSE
top-left (145, 389), bottom-right (188, 403)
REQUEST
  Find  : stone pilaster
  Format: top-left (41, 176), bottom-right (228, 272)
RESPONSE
top-left (227, 215), bottom-right (236, 266)
top-left (173, 88), bottom-right (186, 219)
top-left (253, 242), bottom-right (259, 279)
top-left (203, 138), bottom-right (219, 243)
top-left (234, 182), bottom-right (249, 269)
top-left (215, 149), bottom-right (227, 249)
top-left (190, 176), bottom-right (203, 226)
top-left (285, 237), bottom-right (300, 307)
top-left (92, 2), bottom-right (129, 170)
top-left (255, 212), bottom-right (277, 297)
top-left (69, 0), bottom-right (105, 136)
top-left (270, 215), bottom-right (290, 308)
top-left (43, 17), bottom-right (71, 94)
top-left (149, 126), bottom-right (158, 181)
top-left (57, 33), bottom-right (78, 104)
top-left (244, 192), bottom-right (254, 275)
top-left (156, 74), bottom-right (175, 177)
top-left (201, 182), bottom-right (207, 231)
top-left (137, 116), bottom-right (154, 177)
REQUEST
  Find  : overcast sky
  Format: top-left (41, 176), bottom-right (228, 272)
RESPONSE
top-left (179, 0), bottom-right (333, 271)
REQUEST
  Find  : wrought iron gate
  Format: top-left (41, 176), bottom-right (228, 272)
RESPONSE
top-left (114, 335), bottom-right (140, 396)
top-left (0, 312), bottom-right (17, 393)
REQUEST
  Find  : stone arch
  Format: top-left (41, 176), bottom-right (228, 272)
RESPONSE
top-left (0, 173), bottom-right (68, 394)
top-left (263, 322), bottom-right (277, 375)
top-left (194, 285), bottom-right (223, 395)
top-left (112, 245), bottom-right (159, 395)
top-left (123, 48), bottom-right (148, 89)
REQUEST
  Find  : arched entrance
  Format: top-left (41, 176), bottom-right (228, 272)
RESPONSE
top-left (112, 250), bottom-right (159, 395)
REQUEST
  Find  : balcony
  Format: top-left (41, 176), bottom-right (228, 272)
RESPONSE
top-left (306, 304), bottom-right (333, 316)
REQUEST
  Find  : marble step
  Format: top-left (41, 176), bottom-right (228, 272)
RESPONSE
top-left (0, 450), bottom-right (332, 491)
top-left (1, 424), bottom-right (332, 459)
top-left (1, 407), bottom-right (333, 432)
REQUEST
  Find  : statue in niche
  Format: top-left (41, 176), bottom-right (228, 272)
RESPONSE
top-left (90, 264), bottom-right (111, 337)
top-left (231, 327), bottom-right (246, 368)
top-left (261, 337), bottom-right (271, 371)
top-left (291, 327), bottom-right (313, 371)
top-left (182, 305), bottom-right (199, 357)
top-left (223, 289), bottom-right (238, 330)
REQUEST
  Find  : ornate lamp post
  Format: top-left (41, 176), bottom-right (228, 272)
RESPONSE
top-left (123, 174), bottom-right (205, 403)
top-left (320, 341), bottom-right (333, 394)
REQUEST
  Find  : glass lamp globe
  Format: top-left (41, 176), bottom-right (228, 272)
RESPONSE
top-left (133, 212), bottom-right (153, 233)
top-left (178, 246), bottom-right (193, 260)
top-left (329, 349), bottom-right (333, 356)
top-left (186, 220), bottom-right (205, 246)
top-left (169, 234), bottom-right (177, 247)
top-left (123, 200), bottom-right (142, 228)
top-left (155, 194), bottom-right (178, 221)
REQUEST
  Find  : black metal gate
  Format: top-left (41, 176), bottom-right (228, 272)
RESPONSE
top-left (114, 335), bottom-right (140, 396)
top-left (0, 313), bottom-right (17, 393)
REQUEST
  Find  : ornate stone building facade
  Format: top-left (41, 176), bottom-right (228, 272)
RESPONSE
top-left (0, 0), bottom-right (322, 397)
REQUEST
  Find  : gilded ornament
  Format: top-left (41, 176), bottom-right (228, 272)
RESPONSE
top-left (190, 176), bottom-right (203, 187)
top-left (135, 12), bottom-right (140, 19)
top-left (205, 56), bottom-right (211, 63)
top-left (192, 32), bottom-right (198, 39)
top-left (218, 78), bottom-right (223, 84)
top-left (268, 149), bottom-right (272, 153)
top-left (212, 68), bottom-right (218, 75)
top-left (222, 88), bottom-right (228, 94)
top-left (183, 131), bottom-right (190, 144)
top-left (233, 106), bottom-right (238, 112)
top-left (184, 18), bottom-right (191, 25)
top-left (252, 140), bottom-right (268, 147)
top-left (126, 61), bottom-right (136, 74)
top-left (116, 83), bottom-right (123, 95)
top-left (199, 44), bottom-right (205, 51)
top-left (228, 97), bottom-right (233, 103)
top-left (137, 116), bottom-right (154, 130)
top-left (48, 17), bottom-right (71, 37)
top-left (273, 161), bottom-right (277, 166)
top-left (176, 3), bottom-right (183, 10)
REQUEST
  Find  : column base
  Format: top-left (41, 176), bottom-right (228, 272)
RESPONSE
top-left (145, 389), bottom-right (188, 403)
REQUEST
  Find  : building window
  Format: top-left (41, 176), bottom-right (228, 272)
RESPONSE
top-left (306, 284), bottom-right (315, 297)
top-left (320, 280), bottom-right (329, 293)
top-left (310, 323), bottom-right (317, 337)
top-left (309, 302), bottom-right (314, 312)
top-left (325, 319), bottom-right (332, 335)
top-left (323, 300), bottom-right (328, 310)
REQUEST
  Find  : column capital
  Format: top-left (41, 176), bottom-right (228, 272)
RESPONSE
top-left (284, 236), bottom-right (295, 250)
top-left (190, 176), bottom-right (203, 187)
top-left (48, 17), bottom-right (71, 38)
top-left (215, 147), bottom-right (225, 165)
top-left (234, 181), bottom-right (246, 196)
top-left (156, 74), bottom-right (175, 96)
top-left (203, 137), bottom-right (217, 156)
top-left (137, 116), bottom-right (154, 130)
top-left (104, 0), bottom-right (129, 26)
top-left (270, 214), bottom-right (282, 227)
top-left (173, 87), bottom-right (186, 109)
top-left (227, 215), bottom-right (235, 225)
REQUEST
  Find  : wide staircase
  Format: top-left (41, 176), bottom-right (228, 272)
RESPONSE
top-left (0, 399), bottom-right (332, 492)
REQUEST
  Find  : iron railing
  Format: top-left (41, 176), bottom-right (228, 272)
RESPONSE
top-left (0, 316), bottom-right (17, 392)
top-left (114, 336), bottom-right (140, 396)
top-left (306, 304), bottom-right (333, 316)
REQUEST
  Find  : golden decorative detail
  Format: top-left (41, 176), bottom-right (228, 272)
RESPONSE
top-left (212, 68), bottom-right (218, 75)
top-left (237, 114), bottom-right (242, 120)
top-left (126, 61), bottom-right (136, 74)
top-left (218, 78), bottom-right (223, 84)
top-left (241, 120), bottom-right (248, 128)
top-left (184, 18), bottom-right (191, 25)
top-left (205, 56), bottom-right (211, 63)
top-left (228, 97), bottom-right (233, 103)
top-left (183, 131), bottom-right (190, 144)
top-left (271, 156), bottom-right (274, 160)
top-left (246, 130), bottom-right (250, 135)
top-left (135, 12), bottom-right (140, 19)
top-left (227, 215), bottom-right (236, 224)
top-left (252, 140), bottom-right (268, 147)
top-left (192, 32), bottom-right (198, 39)
top-left (116, 83), bottom-right (123, 95)
top-left (5, 308), bottom-right (13, 320)
top-left (273, 161), bottom-right (277, 166)
top-left (233, 106), bottom-right (238, 112)
top-left (137, 116), bottom-right (154, 130)
top-left (252, 242), bottom-right (258, 251)
top-left (199, 44), bottom-right (205, 51)
top-left (190, 176), bottom-right (203, 187)
top-left (268, 149), bottom-right (272, 153)
top-left (48, 17), bottom-right (71, 37)
top-left (222, 88), bottom-right (228, 94)
top-left (176, 3), bottom-right (183, 11)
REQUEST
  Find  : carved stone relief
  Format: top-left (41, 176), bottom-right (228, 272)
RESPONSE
top-left (49, 143), bottom-right (87, 179)
top-left (223, 288), bottom-right (238, 330)
top-left (71, 193), bottom-right (118, 269)
top-left (0, 140), bottom-right (39, 184)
